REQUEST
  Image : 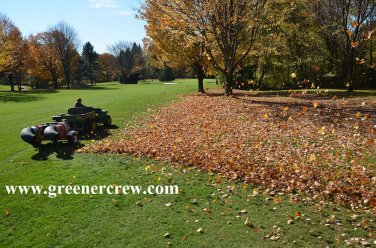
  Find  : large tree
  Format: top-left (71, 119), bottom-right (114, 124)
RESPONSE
top-left (140, 1), bottom-right (210, 92)
top-left (27, 32), bottom-right (61, 88)
top-left (0, 13), bottom-right (25, 91)
top-left (142, 0), bottom-right (267, 95)
top-left (256, 0), bottom-right (326, 89)
top-left (49, 22), bottom-right (79, 88)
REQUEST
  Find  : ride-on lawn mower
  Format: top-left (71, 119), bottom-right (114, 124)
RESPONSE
top-left (20, 107), bottom-right (112, 147)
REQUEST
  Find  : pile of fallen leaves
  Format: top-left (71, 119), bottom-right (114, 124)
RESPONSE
top-left (80, 91), bottom-right (376, 212)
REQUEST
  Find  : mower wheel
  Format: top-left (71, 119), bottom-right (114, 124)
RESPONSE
top-left (67, 131), bottom-right (78, 145)
top-left (85, 119), bottom-right (97, 133)
top-left (104, 115), bottom-right (112, 127)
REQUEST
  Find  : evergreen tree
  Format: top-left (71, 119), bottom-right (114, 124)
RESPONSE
top-left (82, 42), bottom-right (99, 85)
top-left (159, 66), bottom-right (175, 82)
top-left (114, 42), bottom-right (144, 84)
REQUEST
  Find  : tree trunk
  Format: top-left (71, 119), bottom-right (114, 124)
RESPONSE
top-left (345, 48), bottom-right (355, 92)
top-left (195, 63), bottom-right (205, 93)
top-left (90, 71), bottom-right (93, 86)
top-left (257, 70), bottom-right (266, 89)
top-left (17, 72), bottom-right (22, 92)
top-left (8, 74), bottom-right (14, 92)
top-left (53, 76), bottom-right (58, 89)
top-left (66, 73), bottom-right (70, 89)
top-left (370, 41), bottom-right (374, 65)
top-left (198, 76), bottom-right (204, 93)
top-left (257, 64), bottom-right (267, 89)
top-left (64, 64), bottom-right (71, 89)
top-left (224, 73), bottom-right (234, 96)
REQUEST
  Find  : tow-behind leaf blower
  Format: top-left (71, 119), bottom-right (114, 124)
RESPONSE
top-left (20, 122), bottom-right (78, 147)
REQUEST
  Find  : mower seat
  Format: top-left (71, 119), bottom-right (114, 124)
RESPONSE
top-left (68, 107), bottom-right (94, 115)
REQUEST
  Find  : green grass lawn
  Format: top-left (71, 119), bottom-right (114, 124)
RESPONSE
top-left (0, 80), bottom-right (375, 247)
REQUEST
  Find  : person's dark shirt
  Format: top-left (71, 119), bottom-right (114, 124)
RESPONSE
top-left (74, 102), bottom-right (86, 108)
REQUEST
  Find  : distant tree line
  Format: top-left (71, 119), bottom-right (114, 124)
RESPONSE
top-left (2, 0), bottom-right (375, 94)
top-left (0, 14), bottom-right (189, 91)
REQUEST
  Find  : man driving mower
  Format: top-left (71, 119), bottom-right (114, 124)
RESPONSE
top-left (73, 98), bottom-right (86, 108)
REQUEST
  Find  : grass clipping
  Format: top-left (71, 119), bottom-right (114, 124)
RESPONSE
top-left (80, 93), bottom-right (376, 212)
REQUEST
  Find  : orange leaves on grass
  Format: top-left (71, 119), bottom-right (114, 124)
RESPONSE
top-left (82, 94), bottom-right (376, 212)
top-left (366, 139), bottom-right (374, 146)
top-left (273, 197), bottom-right (282, 204)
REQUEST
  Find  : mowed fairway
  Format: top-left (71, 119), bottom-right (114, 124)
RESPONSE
top-left (0, 80), bottom-right (374, 247)
top-left (0, 80), bottom-right (215, 247)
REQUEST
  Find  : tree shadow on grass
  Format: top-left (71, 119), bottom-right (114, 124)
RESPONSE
top-left (0, 92), bottom-right (43, 102)
top-left (207, 89), bottom-right (376, 99)
top-left (245, 89), bottom-right (376, 98)
top-left (31, 124), bottom-right (119, 161)
top-left (69, 85), bottom-right (120, 91)
top-left (204, 90), bottom-right (376, 124)
top-left (0, 90), bottom-right (59, 103)
top-left (249, 91), bottom-right (376, 99)
top-left (239, 98), bottom-right (376, 116)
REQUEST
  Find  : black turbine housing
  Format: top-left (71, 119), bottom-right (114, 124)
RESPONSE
top-left (20, 126), bottom-right (41, 145)
top-left (43, 125), bottom-right (59, 141)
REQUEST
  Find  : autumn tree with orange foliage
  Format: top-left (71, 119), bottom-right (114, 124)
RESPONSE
top-left (99, 53), bottom-right (118, 82)
top-left (140, 0), bottom-right (267, 95)
top-left (140, 1), bottom-right (210, 93)
top-left (0, 13), bottom-right (26, 91)
top-left (27, 32), bottom-right (62, 89)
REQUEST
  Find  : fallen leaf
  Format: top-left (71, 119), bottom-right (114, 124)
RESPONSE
top-left (274, 197), bottom-right (282, 204)
top-left (3, 209), bottom-right (10, 217)
top-left (245, 217), bottom-right (254, 227)
top-left (308, 154), bottom-right (316, 162)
